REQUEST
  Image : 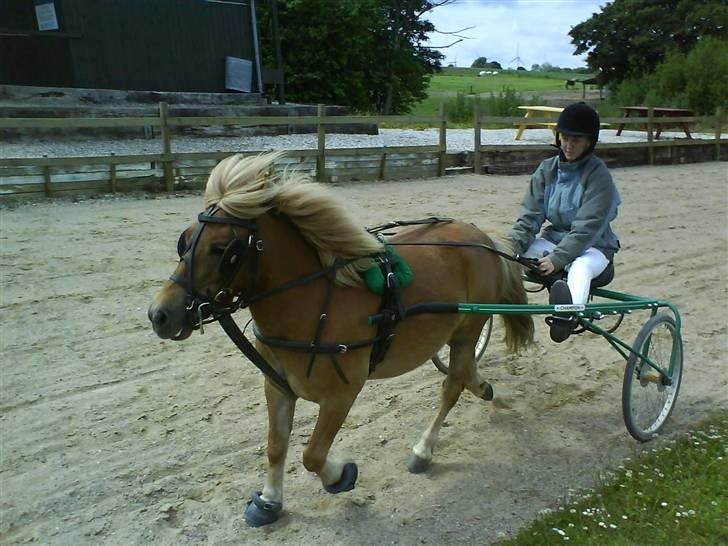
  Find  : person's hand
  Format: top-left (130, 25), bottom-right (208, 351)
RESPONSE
top-left (538, 255), bottom-right (556, 276)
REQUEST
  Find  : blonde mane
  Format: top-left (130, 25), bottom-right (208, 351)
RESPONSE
top-left (203, 152), bottom-right (385, 286)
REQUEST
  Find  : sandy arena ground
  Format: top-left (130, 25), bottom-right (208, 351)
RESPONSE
top-left (1, 161), bottom-right (726, 545)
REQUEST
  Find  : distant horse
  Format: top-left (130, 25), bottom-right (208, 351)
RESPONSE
top-left (565, 79), bottom-right (576, 90)
top-left (148, 153), bottom-right (534, 526)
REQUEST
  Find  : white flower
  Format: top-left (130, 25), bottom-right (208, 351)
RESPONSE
top-left (552, 528), bottom-right (566, 537)
top-left (660, 502), bottom-right (668, 507)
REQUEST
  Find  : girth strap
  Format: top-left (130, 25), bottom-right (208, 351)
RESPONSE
top-left (218, 314), bottom-right (295, 397)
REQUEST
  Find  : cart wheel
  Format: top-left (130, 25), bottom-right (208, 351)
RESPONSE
top-left (622, 314), bottom-right (683, 442)
top-left (432, 319), bottom-right (493, 374)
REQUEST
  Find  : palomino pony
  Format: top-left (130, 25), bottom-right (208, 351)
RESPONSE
top-left (148, 152), bottom-right (534, 526)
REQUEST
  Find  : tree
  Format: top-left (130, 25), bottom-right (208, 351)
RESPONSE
top-left (255, 0), bottom-right (444, 114)
top-left (570, 0), bottom-right (727, 86)
top-left (471, 57), bottom-right (488, 68)
top-left (612, 37), bottom-right (728, 114)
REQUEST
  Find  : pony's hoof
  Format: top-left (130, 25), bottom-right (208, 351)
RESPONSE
top-left (323, 462), bottom-right (358, 494)
top-left (480, 381), bottom-right (494, 401)
top-left (406, 452), bottom-right (430, 474)
top-left (244, 491), bottom-right (282, 527)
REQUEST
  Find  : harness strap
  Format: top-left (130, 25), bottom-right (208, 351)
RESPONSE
top-left (252, 322), bottom-right (387, 353)
top-left (244, 261), bottom-right (351, 307)
top-left (218, 314), bottom-right (295, 397)
top-left (368, 252), bottom-right (402, 374)
top-left (306, 268), bottom-right (337, 380)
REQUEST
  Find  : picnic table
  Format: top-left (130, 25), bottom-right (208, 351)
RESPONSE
top-left (616, 106), bottom-right (694, 139)
top-left (513, 105), bottom-right (563, 140)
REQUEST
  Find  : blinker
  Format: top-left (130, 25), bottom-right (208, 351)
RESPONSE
top-left (177, 231), bottom-right (187, 259)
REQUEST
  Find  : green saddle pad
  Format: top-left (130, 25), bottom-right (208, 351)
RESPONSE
top-left (363, 246), bottom-right (413, 295)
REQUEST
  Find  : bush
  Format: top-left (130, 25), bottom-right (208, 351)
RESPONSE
top-left (444, 87), bottom-right (544, 123)
top-left (610, 37), bottom-right (728, 114)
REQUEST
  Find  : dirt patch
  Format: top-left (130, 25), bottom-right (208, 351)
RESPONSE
top-left (1, 162), bottom-right (726, 545)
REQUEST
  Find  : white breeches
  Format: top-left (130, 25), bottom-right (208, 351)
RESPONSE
top-left (524, 238), bottom-right (610, 304)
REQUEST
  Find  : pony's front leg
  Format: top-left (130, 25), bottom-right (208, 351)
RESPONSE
top-left (303, 396), bottom-right (360, 494)
top-left (244, 379), bottom-right (297, 527)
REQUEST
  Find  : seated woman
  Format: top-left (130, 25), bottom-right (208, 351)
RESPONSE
top-left (508, 102), bottom-right (621, 342)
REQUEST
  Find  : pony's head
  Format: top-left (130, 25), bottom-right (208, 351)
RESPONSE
top-left (148, 152), bottom-right (384, 340)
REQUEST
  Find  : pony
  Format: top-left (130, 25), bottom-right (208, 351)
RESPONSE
top-left (148, 152), bottom-right (534, 526)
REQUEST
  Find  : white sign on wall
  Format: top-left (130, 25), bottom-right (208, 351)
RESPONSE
top-left (34, 0), bottom-right (59, 31)
top-left (225, 57), bottom-right (253, 93)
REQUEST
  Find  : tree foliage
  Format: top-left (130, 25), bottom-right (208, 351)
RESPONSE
top-left (569, 0), bottom-right (727, 86)
top-left (471, 56), bottom-right (488, 68)
top-left (256, 0), bottom-right (444, 114)
top-left (610, 37), bottom-right (728, 114)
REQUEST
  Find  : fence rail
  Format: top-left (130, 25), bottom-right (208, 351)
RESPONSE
top-left (1, 103), bottom-right (725, 199)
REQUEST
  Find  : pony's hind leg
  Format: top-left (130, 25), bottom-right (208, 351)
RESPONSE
top-left (244, 380), bottom-right (297, 527)
top-left (449, 318), bottom-right (494, 401)
top-left (303, 394), bottom-right (360, 494)
top-left (407, 341), bottom-right (475, 473)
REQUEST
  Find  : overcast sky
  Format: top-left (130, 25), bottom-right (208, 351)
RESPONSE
top-left (426, 0), bottom-right (610, 69)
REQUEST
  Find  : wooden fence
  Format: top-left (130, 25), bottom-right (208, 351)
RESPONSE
top-left (0, 104), bottom-right (725, 200)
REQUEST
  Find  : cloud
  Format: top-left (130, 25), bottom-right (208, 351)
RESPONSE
top-left (426, 0), bottom-right (608, 68)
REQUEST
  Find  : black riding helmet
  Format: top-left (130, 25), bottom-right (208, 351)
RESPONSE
top-left (555, 102), bottom-right (600, 158)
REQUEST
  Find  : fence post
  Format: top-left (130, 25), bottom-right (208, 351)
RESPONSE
top-left (109, 153), bottom-right (117, 193)
top-left (438, 103), bottom-right (447, 177)
top-left (647, 107), bottom-right (655, 165)
top-left (715, 106), bottom-right (722, 161)
top-left (473, 101), bottom-right (482, 175)
top-left (379, 147), bottom-right (387, 180)
top-left (159, 102), bottom-right (174, 191)
top-left (316, 104), bottom-right (326, 181)
top-left (42, 156), bottom-right (51, 197)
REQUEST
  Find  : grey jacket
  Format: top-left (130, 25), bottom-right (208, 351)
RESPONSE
top-left (508, 153), bottom-right (620, 271)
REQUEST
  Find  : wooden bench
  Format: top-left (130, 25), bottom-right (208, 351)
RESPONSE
top-left (514, 106), bottom-right (563, 140)
top-left (616, 106), bottom-right (694, 139)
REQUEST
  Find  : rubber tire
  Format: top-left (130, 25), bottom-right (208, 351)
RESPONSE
top-left (622, 314), bottom-right (683, 442)
top-left (432, 319), bottom-right (493, 375)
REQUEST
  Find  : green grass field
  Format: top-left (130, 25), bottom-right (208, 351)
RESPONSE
top-left (427, 67), bottom-right (584, 96)
top-left (410, 67), bottom-right (598, 120)
top-left (500, 412), bottom-right (728, 546)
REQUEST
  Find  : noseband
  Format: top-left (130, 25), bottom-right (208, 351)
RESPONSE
top-left (171, 205), bottom-right (263, 331)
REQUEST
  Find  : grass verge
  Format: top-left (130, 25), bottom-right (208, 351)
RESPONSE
top-left (499, 411), bottom-right (728, 545)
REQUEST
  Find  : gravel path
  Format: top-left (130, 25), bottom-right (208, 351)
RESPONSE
top-left (1, 128), bottom-right (717, 159)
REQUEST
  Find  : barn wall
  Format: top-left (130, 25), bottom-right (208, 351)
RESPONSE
top-left (1, 0), bottom-right (259, 93)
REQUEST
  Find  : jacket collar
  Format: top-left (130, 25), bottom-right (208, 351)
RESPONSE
top-left (558, 151), bottom-right (593, 171)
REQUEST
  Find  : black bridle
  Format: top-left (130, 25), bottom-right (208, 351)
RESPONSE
top-left (171, 205), bottom-right (263, 332)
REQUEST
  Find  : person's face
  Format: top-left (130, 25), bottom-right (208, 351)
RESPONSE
top-left (560, 134), bottom-right (591, 161)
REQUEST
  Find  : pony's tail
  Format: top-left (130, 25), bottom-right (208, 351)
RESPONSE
top-left (495, 238), bottom-right (534, 353)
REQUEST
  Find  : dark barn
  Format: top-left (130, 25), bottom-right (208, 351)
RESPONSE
top-left (0, 0), bottom-right (266, 93)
